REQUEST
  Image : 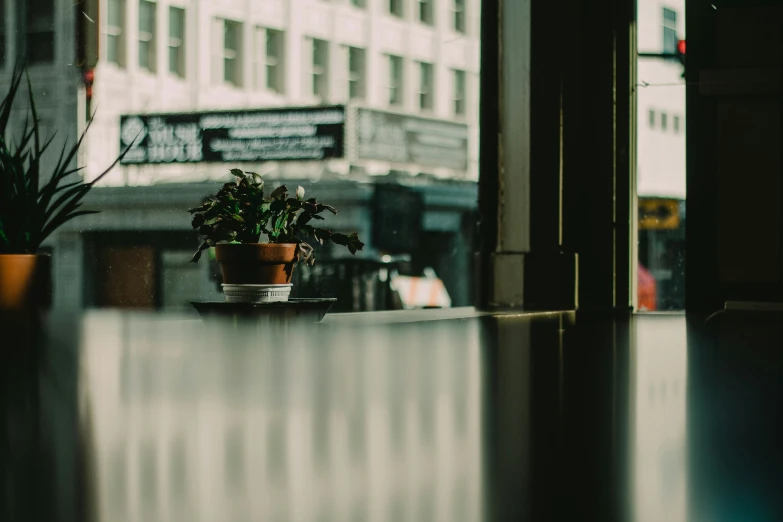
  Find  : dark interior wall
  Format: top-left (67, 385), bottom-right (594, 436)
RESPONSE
top-left (687, 1), bottom-right (783, 311)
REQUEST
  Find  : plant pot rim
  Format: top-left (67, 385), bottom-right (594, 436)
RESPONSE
top-left (0, 253), bottom-right (50, 257)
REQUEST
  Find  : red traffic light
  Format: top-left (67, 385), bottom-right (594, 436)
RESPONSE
top-left (677, 39), bottom-right (686, 55)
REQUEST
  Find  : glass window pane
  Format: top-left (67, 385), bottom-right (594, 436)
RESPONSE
top-left (389, 55), bottom-right (403, 106)
top-left (139, 41), bottom-right (150, 69)
top-left (169, 7), bottom-right (185, 77)
top-left (108, 0), bottom-right (123, 27)
top-left (106, 0), bottom-right (125, 66)
top-left (662, 7), bottom-right (678, 54)
top-left (224, 22), bottom-right (238, 53)
top-left (419, 62), bottom-right (433, 110)
top-left (1, 0), bottom-right (481, 314)
top-left (169, 7), bottom-right (184, 39)
top-left (223, 20), bottom-right (241, 85)
top-left (454, 0), bottom-right (466, 33)
top-left (139, 1), bottom-right (155, 33)
top-left (107, 35), bottom-right (119, 63)
top-left (26, 0), bottom-right (55, 63)
top-left (390, 0), bottom-right (403, 17)
top-left (454, 69), bottom-right (466, 115)
top-left (139, 0), bottom-right (156, 71)
top-left (637, 0), bottom-right (686, 311)
top-left (266, 30), bottom-right (279, 58)
top-left (419, 0), bottom-right (433, 25)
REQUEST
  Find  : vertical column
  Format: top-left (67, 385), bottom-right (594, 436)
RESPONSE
top-left (477, 0), bottom-right (577, 310)
top-left (476, 0), bottom-right (533, 309)
top-left (477, 0), bottom-right (632, 312)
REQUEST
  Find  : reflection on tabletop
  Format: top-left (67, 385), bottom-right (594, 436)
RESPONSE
top-left (2, 310), bottom-right (783, 521)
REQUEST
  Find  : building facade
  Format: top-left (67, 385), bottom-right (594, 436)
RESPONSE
top-left (637, 0), bottom-right (686, 201)
top-left (86, 0), bottom-right (480, 184)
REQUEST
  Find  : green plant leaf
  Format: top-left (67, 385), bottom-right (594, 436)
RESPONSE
top-left (190, 241), bottom-right (211, 263)
top-left (269, 185), bottom-right (288, 199)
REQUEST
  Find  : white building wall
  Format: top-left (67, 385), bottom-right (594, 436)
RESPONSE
top-left (86, 0), bottom-right (480, 185)
top-left (637, 0), bottom-right (686, 200)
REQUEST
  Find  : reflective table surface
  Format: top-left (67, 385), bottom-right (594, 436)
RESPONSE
top-left (2, 309), bottom-right (782, 521)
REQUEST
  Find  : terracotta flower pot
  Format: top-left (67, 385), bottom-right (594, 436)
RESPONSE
top-left (215, 243), bottom-right (297, 285)
top-left (0, 254), bottom-right (52, 311)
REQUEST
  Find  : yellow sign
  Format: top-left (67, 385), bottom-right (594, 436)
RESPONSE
top-left (639, 198), bottom-right (680, 230)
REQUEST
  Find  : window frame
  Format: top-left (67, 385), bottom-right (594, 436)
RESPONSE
top-left (347, 46), bottom-right (366, 101)
top-left (138, 0), bottom-right (157, 72)
top-left (105, 0), bottom-right (126, 67)
top-left (255, 27), bottom-right (285, 94)
top-left (222, 19), bottom-right (243, 87)
top-left (265, 28), bottom-right (285, 94)
top-left (453, 0), bottom-right (467, 34)
top-left (419, 0), bottom-right (435, 26)
top-left (389, 0), bottom-right (404, 18)
top-left (388, 54), bottom-right (404, 107)
top-left (311, 38), bottom-right (329, 100)
top-left (662, 7), bottom-right (678, 55)
top-left (418, 61), bottom-right (434, 111)
top-left (26, 0), bottom-right (56, 64)
top-left (168, 6), bottom-right (185, 78)
top-left (453, 68), bottom-right (467, 116)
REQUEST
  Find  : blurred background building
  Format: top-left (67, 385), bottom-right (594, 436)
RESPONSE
top-left (0, 0), bottom-right (480, 312)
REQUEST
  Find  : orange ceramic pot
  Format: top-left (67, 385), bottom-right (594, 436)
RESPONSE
top-left (0, 254), bottom-right (52, 311)
top-left (215, 243), bottom-right (297, 285)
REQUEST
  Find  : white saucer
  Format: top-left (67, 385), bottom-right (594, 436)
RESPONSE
top-left (221, 284), bottom-right (293, 303)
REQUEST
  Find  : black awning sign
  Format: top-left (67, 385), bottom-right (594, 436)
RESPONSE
top-left (120, 106), bottom-right (345, 165)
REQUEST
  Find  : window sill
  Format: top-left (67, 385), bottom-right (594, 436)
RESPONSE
top-left (320, 307), bottom-right (569, 325)
top-left (321, 306), bottom-right (488, 325)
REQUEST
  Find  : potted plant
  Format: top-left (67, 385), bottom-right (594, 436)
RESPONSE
top-left (0, 70), bottom-right (125, 311)
top-left (189, 168), bottom-right (364, 302)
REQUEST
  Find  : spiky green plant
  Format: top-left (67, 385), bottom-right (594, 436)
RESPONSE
top-left (0, 69), bottom-right (126, 254)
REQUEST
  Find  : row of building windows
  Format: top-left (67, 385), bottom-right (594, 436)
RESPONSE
top-left (106, 2), bottom-right (468, 115)
top-left (648, 108), bottom-right (681, 134)
top-left (343, 0), bottom-right (468, 33)
top-left (0, 0), bottom-right (469, 67)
